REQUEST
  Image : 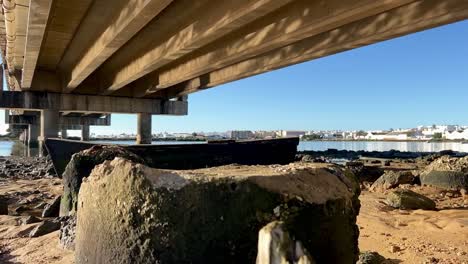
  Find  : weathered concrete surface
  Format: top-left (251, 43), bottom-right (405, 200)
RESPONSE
top-left (60, 146), bottom-right (145, 216)
top-left (420, 156), bottom-right (468, 190)
top-left (75, 158), bottom-right (360, 264)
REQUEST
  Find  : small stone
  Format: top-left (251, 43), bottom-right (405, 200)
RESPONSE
top-left (389, 245), bottom-right (401, 253)
top-left (357, 251), bottom-right (386, 264)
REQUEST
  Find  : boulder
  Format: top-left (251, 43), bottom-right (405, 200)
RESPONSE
top-left (256, 221), bottom-right (315, 264)
top-left (386, 189), bottom-right (436, 210)
top-left (42, 196), bottom-right (61, 217)
top-left (75, 158), bottom-right (360, 264)
top-left (60, 145), bottom-right (146, 216)
top-left (357, 251), bottom-right (386, 264)
top-left (29, 219), bottom-right (61, 237)
top-left (370, 171), bottom-right (415, 192)
top-left (420, 156), bottom-right (468, 190)
top-left (346, 162), bottom-right (384, 182)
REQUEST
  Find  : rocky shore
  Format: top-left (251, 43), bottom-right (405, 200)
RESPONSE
top-left (0, 148), bottom-right (467, 263)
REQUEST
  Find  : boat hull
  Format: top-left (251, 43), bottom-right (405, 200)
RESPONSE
top-left (45, 138), bottom-right (299, 176)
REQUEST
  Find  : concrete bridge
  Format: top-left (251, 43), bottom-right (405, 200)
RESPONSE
top-left (0, 0), bottom-right (467, 150)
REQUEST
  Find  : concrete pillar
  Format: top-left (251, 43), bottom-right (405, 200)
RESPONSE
top-left (61, 129), bottom-right (68, 139)
top-left (136, 113), bottom-right (152, 144)
top-left (81, 125), bottom-right (90, 141)
top-left (28, 124), bottom-right (39, 148)
top-left (39, 109), bottom-right (59, 156)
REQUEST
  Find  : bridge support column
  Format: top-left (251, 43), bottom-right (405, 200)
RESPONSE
top-left (81, 125), bottom-right (90, 141)
top-left (136, 113), bottom-right (152, 144)
top-left (39, 109), bottom-right (59, 156)
top-left (28, 124), bottom-right (39, 148)
top-left (61, 129), bottom-right (67, 139)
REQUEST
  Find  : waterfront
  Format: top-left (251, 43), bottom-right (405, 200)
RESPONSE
top-left (2, 140), bottom-right (468, 156)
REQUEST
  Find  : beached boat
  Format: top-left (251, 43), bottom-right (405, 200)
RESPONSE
top-left (45, 137), bottom-right (299, 176)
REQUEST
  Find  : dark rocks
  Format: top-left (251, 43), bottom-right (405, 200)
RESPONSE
top-left (420, 156), bottom-right (468, 190)
top-left (21, 215), bottom-right (41, 225)
top-left (386, 189), bottom-right (436, 210)
top-left (357, 251), bottom-right (386, 264)
top-left (60, 145), bottom-right (146, 216)
top-left (29, 218), bottom-right (61, 237)
top-left (42, 196), bottom-right (61, 217)
top-left (75, 158), bottom-right (360, 264)
top-left (370, 171), bottom-right (415, 192)
top-left (0, 196), bottom-right (8, 215)
top-left (346, 161), bottom-right (384, 182)
top-left (59, 215), bottom-right (76, 250)
top-left (0, 155), bottom-right (57, 179)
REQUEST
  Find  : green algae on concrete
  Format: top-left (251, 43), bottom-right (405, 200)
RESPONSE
top-left (75, 159), bottom-right (360, 264)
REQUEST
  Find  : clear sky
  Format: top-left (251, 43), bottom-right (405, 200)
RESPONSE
top-left (1, 20), bottom-right (468, 135)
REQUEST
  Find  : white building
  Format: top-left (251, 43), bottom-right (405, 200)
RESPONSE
top-left (445, 129), bottom-right (468, 140)
top-left (279, 130), bottom-right (306, 138)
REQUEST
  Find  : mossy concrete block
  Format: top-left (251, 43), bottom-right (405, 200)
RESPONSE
top-left (75, 159), bottom-right (360, 264)
top-left (60, 145), bottom-right (145, 216)
top-left (420, 156), bottom-right (468, 190)
top-left (386, 189), bottom-right (436, 210)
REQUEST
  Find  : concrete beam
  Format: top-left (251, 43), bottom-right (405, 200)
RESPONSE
top-left (156, 0), bottom-right (468, 98)
top-left (149, 0), bottom-right (415, 92)
top-left (21, 0), bottom-right (54, 89)
top-left (5, 111), bottom-right (112, 126)
top-left (98, 0), bottom-right (293, 95)
top-left (61, 0), bottom-right (174, 93)
top-left (0, 91), bottom-right (187, 114)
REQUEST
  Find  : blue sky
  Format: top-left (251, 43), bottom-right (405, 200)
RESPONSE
top-left (2, 20), bottom-right (468, 135)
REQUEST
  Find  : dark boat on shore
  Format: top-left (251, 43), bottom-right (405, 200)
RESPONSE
top-left (45, 137), bottom-right (299, 176)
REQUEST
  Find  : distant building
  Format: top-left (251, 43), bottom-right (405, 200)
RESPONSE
top-left (229, 130), bottom-right (254, 139)
top-left (254, 131), bottom-right (277, 139)
top-left (445, 129), bottom-right (468, 140)
top-left (279, 130), bottom-right (306, 138)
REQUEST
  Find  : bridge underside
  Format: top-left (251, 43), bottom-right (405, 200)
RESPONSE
top-left (0, 0), bottom-right (467, 145)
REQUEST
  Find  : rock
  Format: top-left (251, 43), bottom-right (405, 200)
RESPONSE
top-left (60, 145), bottom-right (146, 216)
top-left (0, 196), bottom-right (8, 215)
top-left (370, 171), bottom-right (415, 192)
top-left (34, 202), bottom-right (47, 209)
top-left (357, 251), bottom-right (386, 264)
top-left (14, 206), bottom-right (27, 214)
top-left (59, 215), bottom-right (76, 250)
top-left (29, 219), bottom-right (61, 237)
top-left (256, 221), bottom-right (315, 264)
top-left (42, 196), bottom-right (61, 217)
top-left (75, 158), bottom-right (360, 264)
top-left (21, 215), bottom-right (41, 225)
top-left (386, 189), bottom-right (436, 210)
top-left (389, 245), bottom-right (401, 253)
top-left (420, 156), bottom-right (468, 190)
top-left (346, 162), bottom-right (384, 182)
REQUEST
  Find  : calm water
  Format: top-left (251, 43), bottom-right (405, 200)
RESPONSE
top-left (1, 140), bottom-right (467, 156)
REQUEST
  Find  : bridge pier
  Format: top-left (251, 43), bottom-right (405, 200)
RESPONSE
top-left (28, 124), bottom-right (39, 148)
top-left (61, 128), bottom-right (68, 139)
top-left (81, 125), bottom-right (90, 141)
top-left (136, 113), bottom-right (152, 144)
top-left (39, 109), bottom-right (59, 156)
